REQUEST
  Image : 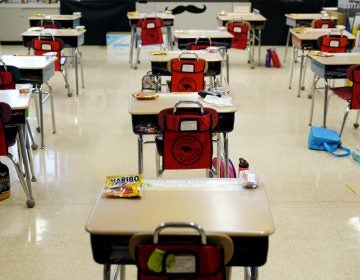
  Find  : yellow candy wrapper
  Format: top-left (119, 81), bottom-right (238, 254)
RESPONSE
top-left (104, 174), bottom-right (144, 198)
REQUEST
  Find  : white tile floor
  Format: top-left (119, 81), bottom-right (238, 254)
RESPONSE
top-left (0, 44), bottom-right (360, 279)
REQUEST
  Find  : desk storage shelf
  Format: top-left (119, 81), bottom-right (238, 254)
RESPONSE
top-left (0, 2), bottom-right (59, 42)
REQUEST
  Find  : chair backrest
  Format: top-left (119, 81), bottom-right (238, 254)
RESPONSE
top-left (36, 18), bottom-right (62, 29)
top-left (31, 35), bottom-right (64, 71)
top-left (312, 19), bottom-right (335, 29)
top-left (141, 71), bottom-right (160, 92)
top-left (168, 53), bottom-right (208, 92)
top-left (186, 37), bottom-right (212, 51)
top-left (139, 17), bottom-right (164, 46)
top-left (0, 62), bottom-right (21, 90)
top-left (347, 64), bottom-right (360, 110)
top-left (0, 102), bottom-right (13, 156)
top-left (317, 34), bottom-right (348, 53)
top-left (129, 222), bottom-right (234, 280)
top-left (226, 21), bottom-right (250, 50)
top-left (158, 101), bottom-right (218, 171)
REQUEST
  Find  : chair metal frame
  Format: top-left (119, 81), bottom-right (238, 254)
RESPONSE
top-left (0, 102), bottom-right (35, 208)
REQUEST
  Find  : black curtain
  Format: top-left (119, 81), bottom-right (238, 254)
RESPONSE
top-left (60, 0), bottom-right (135, 45)
top-left (252, 0), bottom-right (338, 45)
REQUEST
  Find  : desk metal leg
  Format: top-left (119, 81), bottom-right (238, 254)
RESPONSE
top-left (223, 132), bottom-right (229, 178)
top-left (309, 75), bottom-right (320, 126)
top-left (297, 50), bottom-right (305, 98)
top-left (323, 79), bottom-right (329, 128)
top-left (138, 135), bottom-right (143, 174)
top-left (103, 264), bottom-right (110, 280)
top-left (74, 47), bottom-right (79, 96)
top-left (225, 266), bottom-right (231, 280)
top-left (166, 26), bottom-right (173, 50)
top-left (38, 86), bottom-right (45, 149)
top-left (216, 133), bottom-right (221, 178)
top-left (288, 46), bottom-right (296, 89)
top-left (283, 28), bottom-right (291, 63)
top-left (244, 266), bottom-right (258, 280)
top-left (257, 29), bottom-right (262, 66)
top-left (226, 50), bottom-right (230, 83)
top-left (129, 25), bottom-right (136, 65)
top-left (355, 111), bottom-right (360, 128)
top-left (78, 48), bottom-right (85, 89)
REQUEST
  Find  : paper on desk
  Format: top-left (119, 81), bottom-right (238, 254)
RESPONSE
top-left (203, 95), bottom-right (233, 107)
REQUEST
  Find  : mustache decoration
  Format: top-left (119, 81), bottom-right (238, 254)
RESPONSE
top-left (165, 5), bottom-right (207, 15)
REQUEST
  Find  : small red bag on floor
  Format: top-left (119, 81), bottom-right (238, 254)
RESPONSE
top-left (270, 49), bottom-right (281, 68)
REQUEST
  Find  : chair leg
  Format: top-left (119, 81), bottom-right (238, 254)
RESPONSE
top-left (46, 82), bottom-right (56, 134)
top-left (8, 153), bottom-right (34, 207)
top-left (25, 130), bottom-right (37, 182)
top-left (61, 65), bottom-right (72, 97)
top-left (354, 110), bottom-right (360, 129)
top-left (26, 119), bottom-right (38, 150)
top-left (339, 107), bottom-right (351, 138)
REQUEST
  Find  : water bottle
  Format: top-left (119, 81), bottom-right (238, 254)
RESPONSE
top-left (238, 158), bottom-right (249, 173)
top-left (352, 149), bottom-right (360, 164)
top-left (265, 49), bottom-right (272, 68)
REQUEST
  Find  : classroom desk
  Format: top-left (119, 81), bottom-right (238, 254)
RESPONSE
top-left (127, 12), bottom-right (175, 68)
top-left (85, 178), bottom-right (275, 280)
top-left (149, 50), bottom-right (223, 85)
top-left (174, 30), bottom-right (233, 82)
top-left (21, 28), bottom-right (86, 97)
top-left (173, 29), bottom-right (233, 50)
top-left (284, 13), bottom-right (337, 62)
top-left (128, 93), bottom-right (237, 177)
top-left (217, 12), bottom-right (267, 66)
top-left (1, 55), bottom-right (56, 149)
top-left (29, 14), bottom-right (81, 29)
top-left (0, 89), bottom-right (35, 208)
top-left (289, 27), bottom-right (355, 98)
top-left (308, 52), bottom-right (360, 128)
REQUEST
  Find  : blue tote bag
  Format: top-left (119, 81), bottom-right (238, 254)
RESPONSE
top-left (308, 126), bottom-right (350, 157)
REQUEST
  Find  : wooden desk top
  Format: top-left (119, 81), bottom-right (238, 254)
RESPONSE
top-left (129, 93), bottom-right (237, 115)
top-left (285, 13), bottom-right (337, 20)
top-left (127, 12), bottom-right (175, 20)
top-left (307, 52), bottom-right (360, 65)
top-left (28, 14), bottom-right (81, 21)
top-left (174, 29), bottom-right (233, 39)
top-left (85, 178), bottom-right (275, 237)
top-left (290, 28), bottom-right (355, 40)
top-left (0, 90), bottom-right (31, 110)
top-left (22, 28), bottom-right (86, 37)
top-left (1, 55), bottom-right (56, 70)
top-left (149, 50), bottom-right (223, 63)
top-left (217, 12), bottom-right (267, 22)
